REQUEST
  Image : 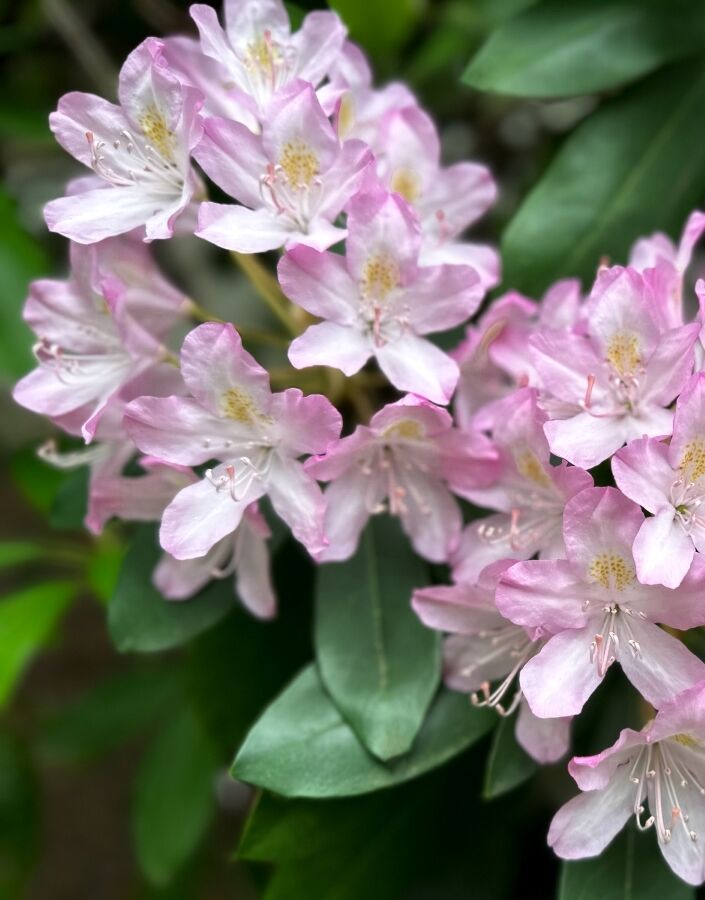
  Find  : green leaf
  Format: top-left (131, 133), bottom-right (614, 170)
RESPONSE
top-left (39, 668), bottom-right (183, 764)
top-left (109, 526), bottom-right (234, 653)
top-left (463, 0), bottom-right (705, 98)
top-left (482, 716), bottom-right (537, 799)
top-left (232, 665), bottom-right (494, 798)
top-left (132, 707), bottom-right (218, 887)
top-left (0, 189), bottom-right (48, 382)
top-left (502, 60), bottom-right (705, 295)
top-left (558, 827), bottom-right (694, 900)
top-left (315, 516), bottom-right (439, 761)
top-left (0, 732), bottom-right (39, 897)
top-left (9, 450), bottom-right (64, 517)
top-left (0, 541), bottom-right (42, 569)
top-left (240, 786), bottom-right (435, 900)
top-left (49, 467), bottom-right (89, 531)
top-left (0, 581), bottom-right (76, 708)
top-left (328, 0), bottom-right (420, 58)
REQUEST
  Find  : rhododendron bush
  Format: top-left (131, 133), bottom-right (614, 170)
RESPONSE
top-left (8, 0), bottom-right (705, 896)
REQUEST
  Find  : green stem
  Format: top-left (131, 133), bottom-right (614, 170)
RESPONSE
top-left (231, 252), bottom-right (299, 336)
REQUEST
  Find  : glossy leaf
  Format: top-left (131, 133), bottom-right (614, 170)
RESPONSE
top-left (0, 581), bottom-right (76, 708)
top-left (315, 516), bottom-right (439, 761)
top-left (109, 526), bottom-right (234, 653)
top-left (132, 707), bottom-right (218, 887)
top-left (463, 0), bottom-right (705, 98)
top-left (558, 827), bottom-right (694, 900)
top-left (232, 665), bottom-right (494, 798)
top-left (482, 716), bottom-right (536, 799)
top-left (502, 60), bottom-right (705, 295)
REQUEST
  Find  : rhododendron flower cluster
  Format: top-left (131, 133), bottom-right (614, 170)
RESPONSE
top-left (15, 0), bottom-right (705, 888)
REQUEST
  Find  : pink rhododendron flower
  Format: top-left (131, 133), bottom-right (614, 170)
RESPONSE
top-left (452, 388), bottom-right (592, 585)
top-left (124, 322), bottom-right (341, 559)
top-left (531, 266), bottom-right (699, 468)
top-left (190, 0), bottom-right (346, 122)
top-left (374, 104), bottom-right (499, 287)
top-left (413, 561), bottom-right (571, 764)
top-left (153, 502), bottom-right (276, 616)
top-left (496, 487), bottom-right (705, 718)
top-left (280, 189), bottom-right (483, 404)
top-left (613, 373), bottom-right (705, 588)
top-left (305, 395), bottom-right (499, 563)
top-left (13, 237), bottom-right (189, 442)
top-left (195, 80), bottom-right (372, 253)
top-left (45, 39), bottom-right (204, 243)
top-left (549, 680), bottom-right (705, 886)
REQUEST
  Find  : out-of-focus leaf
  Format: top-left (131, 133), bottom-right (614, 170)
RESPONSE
top-left (10, 449), bottom-right (63, 516)
top-left (240, 785), bottom-right (434, 900)
top-left (329, 0), bottom-right (420, 58)
top-left (132, 707), bottom-right (218, 887)
top-left (0, 189), bottom-right (47, 382)
top-left (0, 580), bottom-right (76, 708)
top-left (463, 0), bottom-right (705, 98)
top-left (482, 716), bottom-right (537, 799)
top-left (315, 516), bottom-right (439, 761)
top-left (502, 60), bottom-right (705, 295)
top-left (86, 536), bottom-right (125, 604)
top-left (49, 467), bottom-right (89, 530)
top-left (39, 668), bottom-right (183, 764)
top-left (558, 828), bottom-right (694, 899)
top-left (0, 541), bottom-right (42, 568)
top-left (109, 526), bottom-right (234, 653)
top-left (232, 665), bottom-right (494, 798)
top-left (0, 732), bottom-right (38, 897)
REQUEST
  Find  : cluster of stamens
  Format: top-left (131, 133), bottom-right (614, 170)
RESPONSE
top-left (466, 627), bottom-right (536, 716)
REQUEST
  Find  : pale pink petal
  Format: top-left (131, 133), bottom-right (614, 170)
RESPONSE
top-left (235, 515), bottom-right (276, 618)
top-left (288, 322), bottom-right (371, 375)
top-left (153, 541), bottom-right (230, 599)
top-left (45, 187), bottom-right (161, 244)
top-left (568, 728), bottom-right (645, 790)
top-left (544, 412), bottom-right (629, 469)
top-left (529, 330), bottom-right (600, 404)
top-left (612, 436), bottom-right (673, 514)
top-left (278, 246), bottom-right (358, 322)
top-left (292, 11), bottom-right (346, 86)
top-left (269, 387), bottom-right (342, 455)
top-left (223, 0), bottom-right (289, 39)
top-left (304, 427), bottom-right (373, 481)
top-left (520, 628), bottom-right (602, 718)
top-left (451, 515), bottom-right (535, 586)
top-left (160, 474), bottom-right (253, 559)
top-left (49, 92), bottom-right (129, 168)
top-left (412, 583), bottom-right (504, 636)
top-left (345, 189), bottom-right (421, 283)
top-left (618, 620), bottom-right (705, 708)
top-left (405, 264), bottom-right (483, 335)
top-left (180, 321), bottom-right (271, 419)
top-left (633, 508), bottom-right (693, 588)
top-left (375, 334), bottom-right (459, 405)
top-left (191, 4), bottom-right (243, 82)
top-left (315, 139), bottom-right (374, 221)
top-left (548, 775), bottom-right (634, 859)
top-left (124, 395), bottom-right (238, 465)
top-left (641, 323), bottom-right (699, 407)
top-left (442, 632), bottom-right (516, 692)
top-left (562, 486), bottom-right (644, 571)
top-left (589, 267), bottom-right (659, 361)
top-left (631, 553), bottom-right (705, 629)
top-left (419, 241), bottom-right (500, 290)
top-left (193, 116), bottom-right (267, 207)
top-left (420, 162), bottom-right (497, 238)
top-left (263, 81), bottom-right (338, 173)
top-left (317, 469), bottom-right (378, 562)
top-left (516, 700), bottom-right (571, 764)
top-left (670, 371), bottom-right (705, 468)
top-left (266, 453), bottom-right (326, 557)
top-left (496, 560), bottom-right (588, 634)
top-left (398, 474), bottom-right (461, 563)
top-left (196, 202), bottom-right (293, 252)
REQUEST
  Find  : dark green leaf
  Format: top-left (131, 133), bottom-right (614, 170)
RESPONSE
top-left (502, 60), bottom-right (705, 295)
top-left (9, 450), bottom-right (63, 516)
top-left (0, 580), bottom-right (76, 707)
top-left (49, 467), bottom-right (89, 530)
top-left (109, 526), bottom-right (234, 653)
top-left (463, 0), bottom-right (705, 98)
top-left (329, 0), bottom-right (420, 58)
top-left (0, 189), bottom-right (47, 382)
top-left (315, 516), bottom-right (439, 761)
top-left (0, 732), bottom-right (39, 897)
top-left (482, 716), bottom-right (537, 799)
top-left (232, 665), bottom-right (494, 798)
top-left (39, 668), bottom-right (183, 764)
top-left (558, 827), bottom-right (694, 899)
top-left (132, 707), bottom-right (218, 887)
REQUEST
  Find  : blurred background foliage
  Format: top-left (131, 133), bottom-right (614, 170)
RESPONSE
top-left (3, 0), bottom-right (705, 897)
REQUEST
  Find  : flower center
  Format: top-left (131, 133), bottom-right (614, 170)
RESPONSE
top-left (279, 140), bottom-right (319, 189)
top-left (680, 437), bottom-right (705, 482)
top-left (391, 167), bottom-right (422, 203)
top-left (138, 105), bottom-right (176, 163)
top-left (380, 418), bottom-right (425, 441)
top-left (360, 253), bottom-right (399, 303)
top-left (588, 552), bottom-right (634, 591)
top-left (606, 330), bottom-right (641, 376)
top-left (220, 387), bottom-right (268, 425)
top-left (513, 448), bottom-right (552, 489)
